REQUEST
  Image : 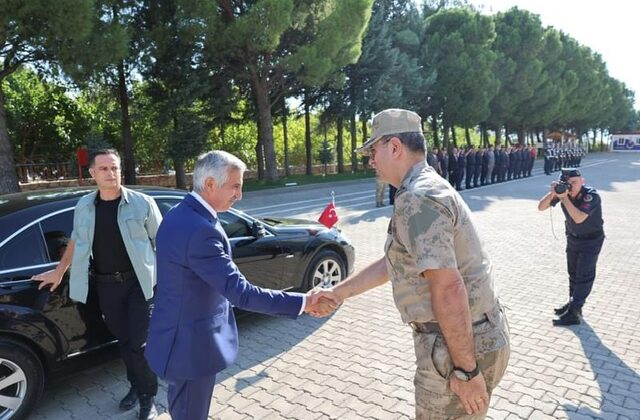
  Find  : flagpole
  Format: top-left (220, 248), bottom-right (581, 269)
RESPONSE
top-left (331, 191), bottom-right (337, 230)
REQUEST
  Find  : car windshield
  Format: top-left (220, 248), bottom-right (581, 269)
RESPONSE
top-left (259, 217), bottom-right (282, 226)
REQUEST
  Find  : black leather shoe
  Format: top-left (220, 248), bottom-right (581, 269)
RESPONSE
top-left (554, 302), bottom-right (570, 315)
top-left (553, 309), bottom-right (581, 326)
top-left (139, 396), bottom-right (158, 420)
top-left (119, 387), bottom-right (138, 411)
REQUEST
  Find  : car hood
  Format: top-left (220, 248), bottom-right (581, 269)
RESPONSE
top-left (259, 216), bottom-right (328, 230)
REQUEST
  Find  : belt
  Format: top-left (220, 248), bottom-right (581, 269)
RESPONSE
top-left (409, 315), bottom-right (488, 334)
top-left (90, 269), bottom-right (136, 283)
top-left (409, 304), bottom-right (503, 334)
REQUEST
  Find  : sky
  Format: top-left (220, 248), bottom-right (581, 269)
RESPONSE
top-left (465, 0), bottom-right (640, 109)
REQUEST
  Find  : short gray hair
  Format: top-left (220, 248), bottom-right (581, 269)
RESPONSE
top-left (192, 150), bottom-right (247, 193)
top-left (382, 132), bottom-right (426, 154)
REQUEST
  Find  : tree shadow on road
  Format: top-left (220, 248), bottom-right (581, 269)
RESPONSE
top-left (36, 310), bottom-right (334, 417)
top-left (219, 311), bottom-right (336, 392)
top-left (562, 321), bottom-right (640, 419)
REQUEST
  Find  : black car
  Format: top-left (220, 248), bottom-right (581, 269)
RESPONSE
top-left (0, 186), bottom-right (354, 419)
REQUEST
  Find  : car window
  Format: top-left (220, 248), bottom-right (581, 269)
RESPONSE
top-left (40, 210), bottom-right (73, 262)
top-left (219, 212), bottom-right (251, 238)
top-left (0, 225), bottom-right (49, 271)
top-left (154, 198), bottom-right (182, 217)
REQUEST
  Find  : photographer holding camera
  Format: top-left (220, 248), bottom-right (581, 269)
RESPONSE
top-left (537, 168), bottom-right (605, 326)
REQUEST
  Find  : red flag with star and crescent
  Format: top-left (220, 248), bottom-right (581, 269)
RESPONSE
top-left (318, 198), bottom-right (339, 228)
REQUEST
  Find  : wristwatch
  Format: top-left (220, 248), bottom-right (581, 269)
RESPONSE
top-left (452, 363), bottom-right (480, 381)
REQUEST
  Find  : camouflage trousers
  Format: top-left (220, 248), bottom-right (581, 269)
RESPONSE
top-left (413, 305), bottom-right (510, 419)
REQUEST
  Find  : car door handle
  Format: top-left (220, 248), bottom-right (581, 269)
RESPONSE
top-left (285, 254), bottom-right (295, 258)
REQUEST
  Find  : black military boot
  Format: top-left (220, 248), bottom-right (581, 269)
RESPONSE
top-left (553, 308), bottom-right (581, 326)
top-left (138, 395), bottom-right (158, 420)
top-left (119, 386), bottom-right (138, 411)
top-left (554, 302), bottom-right (570, 315)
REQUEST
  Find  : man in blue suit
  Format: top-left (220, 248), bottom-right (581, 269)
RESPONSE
top-left (145, 151), bottom-right (334, 420)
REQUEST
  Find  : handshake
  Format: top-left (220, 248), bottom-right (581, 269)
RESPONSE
top-left (304, 288), bottom-right (343, 317)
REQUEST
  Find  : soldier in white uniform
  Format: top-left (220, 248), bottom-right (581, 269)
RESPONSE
top-left (317, 109), bottom-right (510, 419)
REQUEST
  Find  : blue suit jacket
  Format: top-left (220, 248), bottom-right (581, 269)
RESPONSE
top-left (145, 194), bottom-right (304, 380)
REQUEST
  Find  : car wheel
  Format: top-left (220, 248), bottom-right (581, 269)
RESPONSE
top-left (304, 250), bottom-right (346, 291)
top-left (0, 339), bottom-right (44, 420)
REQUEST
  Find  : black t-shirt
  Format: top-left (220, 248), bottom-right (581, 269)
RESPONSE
top-left (92, 195), bottom-right (134, 274)
top-left (551, 185), bottom-right (604, 239)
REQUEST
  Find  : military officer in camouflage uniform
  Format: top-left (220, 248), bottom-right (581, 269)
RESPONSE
top-left (318, 109), bottom-right (510, 419)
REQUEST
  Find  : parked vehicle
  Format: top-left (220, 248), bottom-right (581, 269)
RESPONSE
top-left (0, 186), bottom-right (354, 419)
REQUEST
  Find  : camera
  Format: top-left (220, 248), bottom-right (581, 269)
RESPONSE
top-left (554, 180), bottom-right (571, 194)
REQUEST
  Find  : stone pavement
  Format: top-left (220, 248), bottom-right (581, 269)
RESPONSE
top-left (31, 153), bottom-right (640, 419)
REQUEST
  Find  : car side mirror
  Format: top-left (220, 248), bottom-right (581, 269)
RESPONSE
top-left (251, 221), bottom-right (266, 238)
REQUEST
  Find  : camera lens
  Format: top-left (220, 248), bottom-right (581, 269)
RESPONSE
top-left (554, 183), bottom-right (567, 194)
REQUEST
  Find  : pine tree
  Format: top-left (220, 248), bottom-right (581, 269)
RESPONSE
top-left (0, 0), bottom-right (93, 193)
top-left (206, 0), bottom-right (373, 181)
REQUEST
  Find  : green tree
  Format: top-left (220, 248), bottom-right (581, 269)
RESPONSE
top-left (393, 1), bottom-right (435, 116)
top-left (520, 27), bottom-right (565, 133)
top-left (317, 137), bottom-right (334, 175)
top-left (3, 69), bottom-right (91, 163)
top-left (561, 45), bottom-right (611, 136)
top-left (207, 0), bottom-right (373, 182)
top-left (318, 89), bottom-right (349, 173)
top-left (344, 0), bottom-right (421, 170)
top-left (489, 7), bottom-right (546, 144)
top-left (424, 7), bottom-right (498, 149)
top-left (64, 0), bottom-right (148, 184)
top-left (140, 0), bottom-right (212, 189)
top-left (0, 0), bottom-right (93, 193)
top-left (76, 84), bottom-right (125, 153)
top-left (606, 79), bottom-right (637, 133)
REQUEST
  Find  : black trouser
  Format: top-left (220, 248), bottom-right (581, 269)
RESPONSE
top-left (465, 167), bottom-right (473, 189)
top-left (480, 166), bottom-right (488, 185)
top-left (566, 236), bottom-right (604, 311)
top-left (95, 275), bottom-right (158, 397)
top-left (456, 168), bottom-right (464, 190)
top-left (448, 169), bottom-right (456, 187)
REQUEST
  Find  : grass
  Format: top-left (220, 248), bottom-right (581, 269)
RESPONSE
top-left (243, 170), bottom-right (376, 192)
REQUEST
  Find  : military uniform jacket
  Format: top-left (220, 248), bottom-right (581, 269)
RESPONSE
top-left (448, 153), bottom-right (458, 171)
top-left (385, 161), bottom-right (498, 324)
top-left (457, 153), bottom-right (466, 168)
top-left (465, 152), bottom-right (475, 169)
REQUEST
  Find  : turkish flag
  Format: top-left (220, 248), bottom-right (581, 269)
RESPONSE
top-left (318, 202), bottom-right (339, 228)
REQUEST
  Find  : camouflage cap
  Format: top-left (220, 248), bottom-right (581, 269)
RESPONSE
top-left (355, 108), bottom-right (422, 155)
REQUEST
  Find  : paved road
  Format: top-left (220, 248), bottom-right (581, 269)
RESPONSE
top-left (32, 153), bottom-right (640, 419)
